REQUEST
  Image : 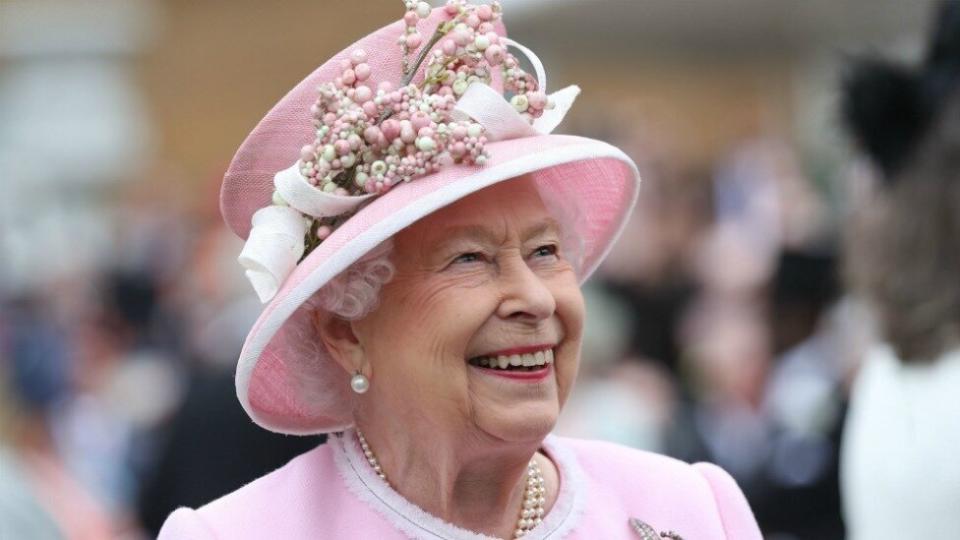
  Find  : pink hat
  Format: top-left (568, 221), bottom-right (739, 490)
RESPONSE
top-left (222, 1), bottom-right (640, 435)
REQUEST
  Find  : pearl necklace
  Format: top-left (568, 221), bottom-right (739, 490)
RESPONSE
top-left (356, 430), bottom-right (546, 539)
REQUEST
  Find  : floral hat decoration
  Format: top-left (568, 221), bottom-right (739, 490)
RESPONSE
top-left (222, 0), bottom-right (641, 435)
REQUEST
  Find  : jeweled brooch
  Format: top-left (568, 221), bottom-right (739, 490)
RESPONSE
top-left (629, 518), bottom-right (684, 540)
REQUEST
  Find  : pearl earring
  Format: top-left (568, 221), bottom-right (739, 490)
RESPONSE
top-left (350, 370), bottom-right (370, 394)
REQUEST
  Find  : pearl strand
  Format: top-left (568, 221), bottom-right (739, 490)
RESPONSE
top-left (357, 430), bottom-right (389, 485)
top-left (355, 430), bottom-right (545, 538)
top-left (514, 458), bottom-right (546, 538)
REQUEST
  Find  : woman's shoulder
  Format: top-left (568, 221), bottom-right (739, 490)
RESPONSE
top-left (550, 436), bottom-right (761, 539)
top-left (158, 442), bottom-right (334, 540)
top-left (556, 435), bottom-right (711, 479)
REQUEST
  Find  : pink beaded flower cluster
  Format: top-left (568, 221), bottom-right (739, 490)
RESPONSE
top-left (283, 0), bottom-right (549, 253)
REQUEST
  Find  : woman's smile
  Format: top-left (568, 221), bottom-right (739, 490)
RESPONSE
top-left (467, 346), bottom-right (556, 382)
top-left (470, 361), bottom-right (554, 382)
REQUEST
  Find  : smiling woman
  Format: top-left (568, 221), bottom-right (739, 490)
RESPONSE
top-left (157, 1), bottom-right (761, 539)
top-left (327, 180), bottom-right (583, 451)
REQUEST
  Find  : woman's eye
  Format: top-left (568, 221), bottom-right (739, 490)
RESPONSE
top-left (453, 252), bottom-right (483, 264)
top-left (533, 244), bottom-right (558, 258)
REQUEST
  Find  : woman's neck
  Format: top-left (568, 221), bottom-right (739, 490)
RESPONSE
top-left (354, 421), bottom-right (558, 539)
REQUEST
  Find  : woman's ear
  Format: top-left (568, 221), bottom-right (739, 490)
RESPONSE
top-left (314, 310), bottom-right (367, 377)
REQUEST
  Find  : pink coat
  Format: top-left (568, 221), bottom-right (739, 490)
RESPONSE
top-left (159, 433), bottom-right (761, 539)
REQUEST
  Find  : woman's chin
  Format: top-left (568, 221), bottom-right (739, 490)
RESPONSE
top-left (464, 365), bottom-right (563, 442)
top-left (474, 404), bottom-right (559, 444)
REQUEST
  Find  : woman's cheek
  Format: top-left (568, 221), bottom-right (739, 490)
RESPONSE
top-left (556, 284), bottom-right (585, 403)
top-left (562, 344), bottom-right (583, 401)
top-left (559, 285), bottom-right (585, 336)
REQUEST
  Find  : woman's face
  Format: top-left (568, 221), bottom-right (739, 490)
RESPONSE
top-left (352, 177), bottom-right (585, 444)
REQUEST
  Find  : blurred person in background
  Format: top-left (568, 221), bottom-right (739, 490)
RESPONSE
top-left (0, 296), bottom-right (115, 539)
top-left (554, 284), bottom-right (678, 452)
top-left (0, 260), bottom-right (185, 539)
top-left (661, 155), bottom-right (846, 538)
top-left (595, 164), bottom-right (711, 378)
top-left (840, 1), bottom-right (960, 538)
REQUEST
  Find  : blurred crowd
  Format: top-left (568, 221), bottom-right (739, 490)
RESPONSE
top-left (1, 1), bottom-right (954, 539)
top-left (0, 179), bottom-right (321, 537)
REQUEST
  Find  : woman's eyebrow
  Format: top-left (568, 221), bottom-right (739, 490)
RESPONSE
top-left (437, 225), bottom-right (500, 244)
top-left (427, 226), bottom-right (499, 258)
top-left (522, 218), bottom-right (561, 241)
top-left (433, 218), bottom-right (560, 249)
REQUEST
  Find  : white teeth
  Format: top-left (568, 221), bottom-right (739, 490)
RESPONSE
top-left (471, 349), bottom-right (555, 369)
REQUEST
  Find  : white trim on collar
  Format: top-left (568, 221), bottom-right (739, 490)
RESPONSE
top-left (332, 430), bottom-right (586, 539)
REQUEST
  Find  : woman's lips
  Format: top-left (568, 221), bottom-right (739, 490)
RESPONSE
top-left (467, 348), bottom-right (555, 370)
top-left (466, 348), bottom-right (555, 382)
top-left (479, 363), bottom-right (552, 381)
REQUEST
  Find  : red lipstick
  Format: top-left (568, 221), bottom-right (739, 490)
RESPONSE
top-left (470, 363), bottom-right (552, 382)
top-left (491, 364), bottom-right (551, 381)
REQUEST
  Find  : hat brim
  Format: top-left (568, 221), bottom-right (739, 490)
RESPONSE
top-left (237, 133), bottom-right (639, 435)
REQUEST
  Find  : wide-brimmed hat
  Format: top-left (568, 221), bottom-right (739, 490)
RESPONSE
top-left (223, 2), bottom-right (640, 435)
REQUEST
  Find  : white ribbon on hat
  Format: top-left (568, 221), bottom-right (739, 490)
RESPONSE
top-left (239, 164), bottom-right (376, 303)
top-left (239, 38), bottom-right (579, 303)
top-left (274, 163), bottom-right (376, 218)
top-left (239, 205), bottom-right (309, 303)
top-left (452, 37), bottom-right (580, 141)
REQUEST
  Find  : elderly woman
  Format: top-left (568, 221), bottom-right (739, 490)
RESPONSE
top-left (159, 2), bottom-right (761, 539)
top-left (840, 2), bottom-right (960, 538)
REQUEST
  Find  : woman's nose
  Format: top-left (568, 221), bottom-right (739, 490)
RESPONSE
top-left (495, 256), bottom-right (557, 322)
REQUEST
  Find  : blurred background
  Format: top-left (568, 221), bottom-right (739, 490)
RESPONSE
top-left (0, 0), bottom-right (946, 538)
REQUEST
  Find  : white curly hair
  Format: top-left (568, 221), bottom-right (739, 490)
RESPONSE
top-left (303, 239), bottom-right (396, 321)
